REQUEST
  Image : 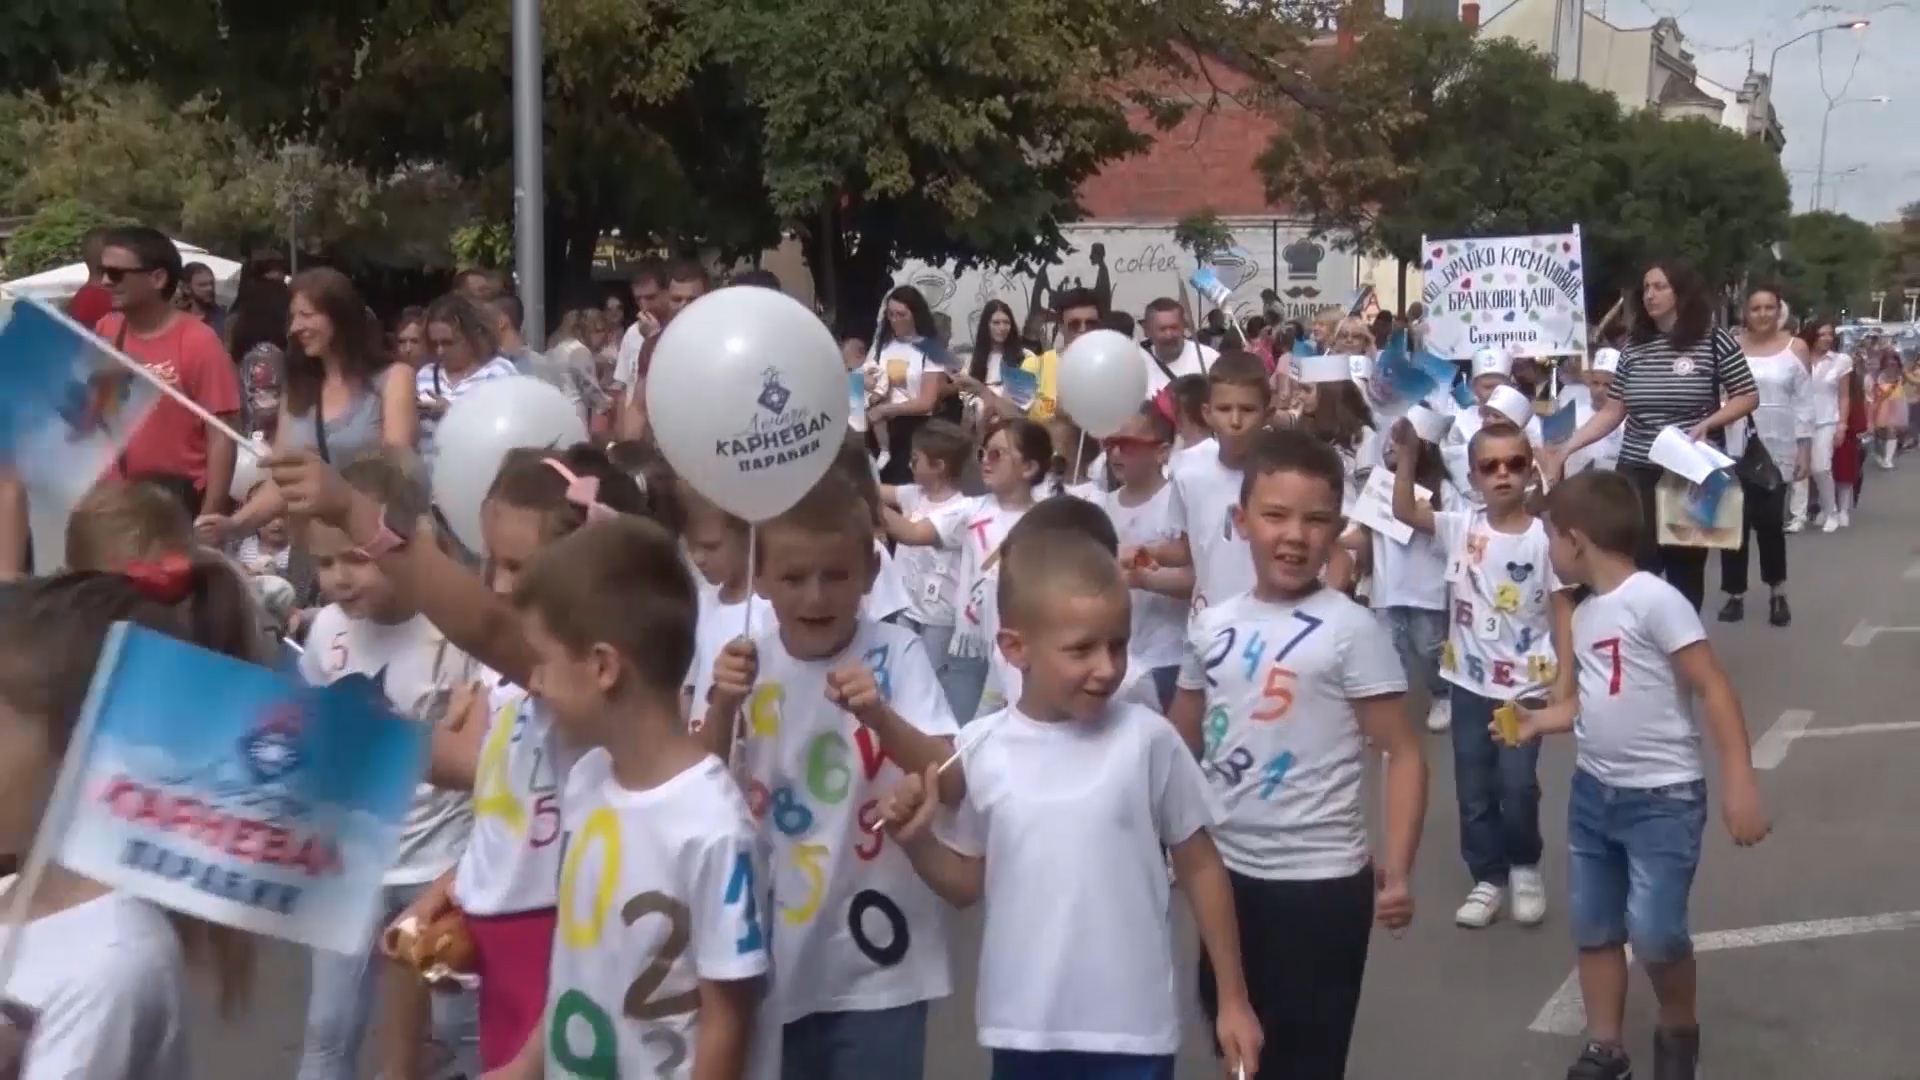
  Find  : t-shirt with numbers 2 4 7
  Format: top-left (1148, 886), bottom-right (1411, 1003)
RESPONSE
top-left (546, 751), bottom-right (770, 1080)
top-left (736, 618), bottom-right (958, 1022)
top-left (1178, 588), bottom-right (1406, 881)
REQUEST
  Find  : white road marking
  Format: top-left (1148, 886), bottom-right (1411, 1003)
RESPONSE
top-left (1798, 720), bottom-right (1920, 739)
top-left (1752, 709), bottom-right (1815, 770)
top-left (1903, 560), bottom-right (1920, 582)
top-left (1529, 910), bottom-right (1920, 1035)
top-left (1844, 621), bottom-right (1880, 647)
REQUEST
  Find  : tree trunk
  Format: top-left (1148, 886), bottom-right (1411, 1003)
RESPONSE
top-left (800, 197), bottom-right (898, 346)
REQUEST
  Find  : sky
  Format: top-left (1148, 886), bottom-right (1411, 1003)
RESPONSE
top-left (1394, 0), bottom-right (1919, 224)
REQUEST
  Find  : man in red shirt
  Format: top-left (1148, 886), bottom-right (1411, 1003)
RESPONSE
top-left (64, 227), bottom-right (115, 332)
top-left (93, 226), bottom-right (242, 518)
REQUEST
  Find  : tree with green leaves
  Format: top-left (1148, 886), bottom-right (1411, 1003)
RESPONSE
top-left (1755, 210), bottom-right (1884, 317)
top-left (1878, 201), bottom-right (1920, 302)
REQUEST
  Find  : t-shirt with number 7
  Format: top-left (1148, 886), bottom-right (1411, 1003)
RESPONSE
top-left (1176, 588), bottom-right (1405, 881)
top-left (545, 751), bottom-right (771, 1079)
top-left (1570, 571), bottom-right (1708, 789)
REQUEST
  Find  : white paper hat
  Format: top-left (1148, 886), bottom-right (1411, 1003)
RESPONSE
top-left (1299, 353), bottom-right (1354, 384)
top-left (1346, 353), bottom-right (1375, 381)
top-left (1406, 404), bottom-right (1452, 443)
top-left (1590, 347), bottom-right (1621, 374)
top-left (1486, 384), bottom-right (1533, 428)
top-left (1471, 344), bottom-right (1513, 380)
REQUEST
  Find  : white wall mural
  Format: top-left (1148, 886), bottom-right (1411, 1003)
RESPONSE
top-left (894, 221), bottom-right (1362, 346)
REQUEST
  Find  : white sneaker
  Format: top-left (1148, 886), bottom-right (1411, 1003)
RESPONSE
top-left (1510, 866), bottom-right (1547, 926)
top-left (1785, 517), bottom-right (1804, 534)
top-left (1425, 697), bottom-right (1452, 733)
top-left (1454, 882), bottom-right (1504, 928)
top-left (1823, 514), bottom-right (1842, 533)
top-left (1838, 509), bottom-right (1852, 529)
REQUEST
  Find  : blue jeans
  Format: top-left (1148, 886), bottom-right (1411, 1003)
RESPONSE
top-left (1382, 608), bottom-right (1447, 698)
top-left (297, 881), bottom-right (479, 1080)
top-left (991, 1050), bottom-right (1176, 1080)
top-left (782, 1002), bottom-right (928, 1080)
top-left (946, 653), bottom-right (991, 724)
top-left (1448, 685), bottom-right (1543, 885)
top-left (1567, 769), bottom-right (1706, 963)
top-left (898, 618), bottom-right (970, 719)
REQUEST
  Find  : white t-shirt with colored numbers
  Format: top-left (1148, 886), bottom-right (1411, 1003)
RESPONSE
top-left (546, 752), bottom-right (770, 1079)
top-left (1100, 484), bottom-right (1188, 670)
top-left (1177, 589), bottom-right (1404, 880)
top-left (0, 889), bottom-right (187, 1080)
top-left (736, 619), bottom-right (958, 1022)
top-left (1430, 509), bottom-right (1560, 701)
top-left (455, 687), bottom-right (581, 916)
top-left (299, 607), bottom-right (476, 885)
top-left (935, 496), bottom-right (1030, 661)
top-left (685, 587), bottom-right (779, 726)
top-left (1166, 440), bottom-right (1254, 618)
top-left (893, 486), bottom-right (972, 627)
top-left (1571, 572), bottom-right (1709, 789)
top-left (933, 703), bottom-right (1215, 1054)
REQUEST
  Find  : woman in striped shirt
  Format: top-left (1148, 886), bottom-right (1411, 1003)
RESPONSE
top-left (1545, 260), bottom-right (1758, 610)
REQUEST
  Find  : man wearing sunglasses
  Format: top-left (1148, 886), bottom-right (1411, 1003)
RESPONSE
top-left (1017, 287), bottom-right (1104, 422)
top-left (91, 226), bottom-right (242, 521)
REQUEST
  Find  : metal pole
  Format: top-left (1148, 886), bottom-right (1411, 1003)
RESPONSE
top-left (1813, 105), bottom-right (1832, 211)
top-left (512, 0), bottom-right (546, 349)
top-left (289, 203), bottom-right (300, 275)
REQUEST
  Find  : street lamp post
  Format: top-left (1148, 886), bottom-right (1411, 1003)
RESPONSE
top-left (1814, 96), bottom-right (1890, 210)
top-left (1763, 19), bottom-right (1870, 128)
top-left (511, 0), bottom-right (546, 348)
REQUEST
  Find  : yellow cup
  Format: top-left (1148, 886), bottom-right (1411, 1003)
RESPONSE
top-left (1493, 703), bottom-right (1522, 747)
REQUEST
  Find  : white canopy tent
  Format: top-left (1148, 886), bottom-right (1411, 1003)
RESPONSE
top-left (1, 239), bottom-right (243, 306)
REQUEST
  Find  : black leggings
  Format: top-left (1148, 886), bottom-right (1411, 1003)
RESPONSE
top-left (1198, 865), bottom-right (1374, 1080)
top-left (1719, 477), bottom-right (1787, 593)
top-left (1622, 464), bottom-right (1707, 611)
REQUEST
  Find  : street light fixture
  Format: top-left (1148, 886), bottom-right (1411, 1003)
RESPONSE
top-left (1763, 18), bottom-right (1872, 128)
top-left (1814, 95), bottom-right (1891, 211)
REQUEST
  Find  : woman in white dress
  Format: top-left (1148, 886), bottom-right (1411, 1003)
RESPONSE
top-left (1716, 286), bottom-right (1810, 627)
top-left (1794, 318), bottom-right (1851, 532)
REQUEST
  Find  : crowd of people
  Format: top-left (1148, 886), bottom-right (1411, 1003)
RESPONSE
top-left (7, 229), bottom-right (1916, 1080)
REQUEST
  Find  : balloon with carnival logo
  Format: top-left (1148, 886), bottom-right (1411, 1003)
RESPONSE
top-left (1056, 329), bottom-right (1148, 437)
top-left (431, 376), bottom-right (588, 552)
top-left (645, 287), bottom-right (847, 521)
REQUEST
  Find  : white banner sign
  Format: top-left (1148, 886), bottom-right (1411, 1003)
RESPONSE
top-left (1419, 230), bottom-right (1588, 360)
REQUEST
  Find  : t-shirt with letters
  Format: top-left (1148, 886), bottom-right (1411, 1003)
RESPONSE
top-left (1177, 588), bottom-right (1405, 880)
top-left (299, 607), bottom-right (475, 885)
top-left (1166, 440), bottom-right (1254, 617)
top-left (934, 496), bottom-right (1030, 661)
top-left (892, 486), bottom-right (972, 627)
top-left (1570, 571), bottom-right (1708, 788)
top-left (455, 683), bottom-right (582, 916)
top-left (1430, 509), bottom-right (1560, 701)
top-left (545, 751), bottom-right (769, 1078)
top-left (934, 703), bottom-right (1215, 1054)
top-left (736, 619), bottom-right (958, 1022)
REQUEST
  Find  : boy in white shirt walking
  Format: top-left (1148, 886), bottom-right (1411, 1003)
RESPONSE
top-left (1170, 428), bottom-right (1427, 1080)
top-left (1517, 470), bottom-right (1769, 1080)
top-left (883, 526), bottom-right (1262, 1080)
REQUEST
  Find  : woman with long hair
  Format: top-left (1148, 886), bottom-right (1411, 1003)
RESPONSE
top-left (952, 299), bottom-right (1034, 431)
top-left (415, 293), bottom-right (521, 462)
top-left (1546, 259), bottom-right (1759, 610)
top-left (1793, 317), bottom-right (1849, 531)
top-left (194, 268), bottom-right (417, 546)
top-left (1714, 286), bottom-right (1808, 627)
top-left (863, 284), bottom-right (956, 484)
top-left (1831, 354), bottom-right (1869, 523)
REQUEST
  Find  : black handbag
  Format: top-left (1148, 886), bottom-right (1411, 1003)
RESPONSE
top-left (1734, 425), bottom-right (1785, 491)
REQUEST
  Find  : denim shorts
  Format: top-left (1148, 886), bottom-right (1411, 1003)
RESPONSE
top-left (1566, 769), bottom-right (1706, 963)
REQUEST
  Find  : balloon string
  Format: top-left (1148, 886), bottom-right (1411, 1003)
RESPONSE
top-left (726, 524), bottom-right (760, 779)
top-left (1070, 438), bottom-right (1084, 491)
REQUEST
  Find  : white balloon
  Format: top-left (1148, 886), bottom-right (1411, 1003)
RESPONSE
top-left (1056, 329), bottom-right (1149, 437)
top-left (645, 288), bottom-right (848, 522)
top-left (430, 376), bottom-right (589, 552)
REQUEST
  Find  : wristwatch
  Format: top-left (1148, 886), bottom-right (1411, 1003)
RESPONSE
top-left (354, 501), bottom-right (415, 559)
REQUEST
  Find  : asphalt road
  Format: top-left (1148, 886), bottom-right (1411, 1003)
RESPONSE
top-left (193, 462), bottom-right (1920, 1079)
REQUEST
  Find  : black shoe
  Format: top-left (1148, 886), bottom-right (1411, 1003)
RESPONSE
top-left (1567, 1041), bottom-right (1633, 1080)
top-left (1769, 594), bottom-right (1791, 627)
top-left (1654, 1025), bottom-right (1700, 1080)
top-left (1717, 595), bottom-right (1745, 623)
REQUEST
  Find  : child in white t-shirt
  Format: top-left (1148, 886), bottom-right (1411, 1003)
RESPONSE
top-left (682, 497), bottom-right (777, 729)
top-left (0, 561), bottom-right (262, 1080)
top-left (880, 420), bottom-right (977, 714)
top-left (1103, 404), bottom-right (1193, 707)
top-left (1357, 431), bottom-right (1460, 733)
top-left (1392, 418), bottom-right (1564, 931)
top-left (1145, 352), bottom-right (1272, 618)
top-left (883, 528), bottom-right (1263, 1080)
top-left (295, 453), bottom-right (479, 1080)
top-left (704, 472), bottom-right (961, 1080)
top-left (884, 418), bottom-right (1050, 720)
top-left (1169, 428), bottom-right (1426, 1080)
top-left (1513, 470), bottom-right (1769, 1080)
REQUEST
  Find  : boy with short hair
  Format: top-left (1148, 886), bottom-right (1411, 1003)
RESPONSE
top-left (1169, 427), bottom-right (1427, 1080)
top-left (1142, 350), bottom-right (1271, 617)
top-left (1392, 419), bottom-right (1563, 930)
top-left (1518, 470), bottom-right (1769, 1080)
top-left (704, 472), bottom-right (960, 1080)
top-left (883, 529), bottom-right (1263, 1080)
